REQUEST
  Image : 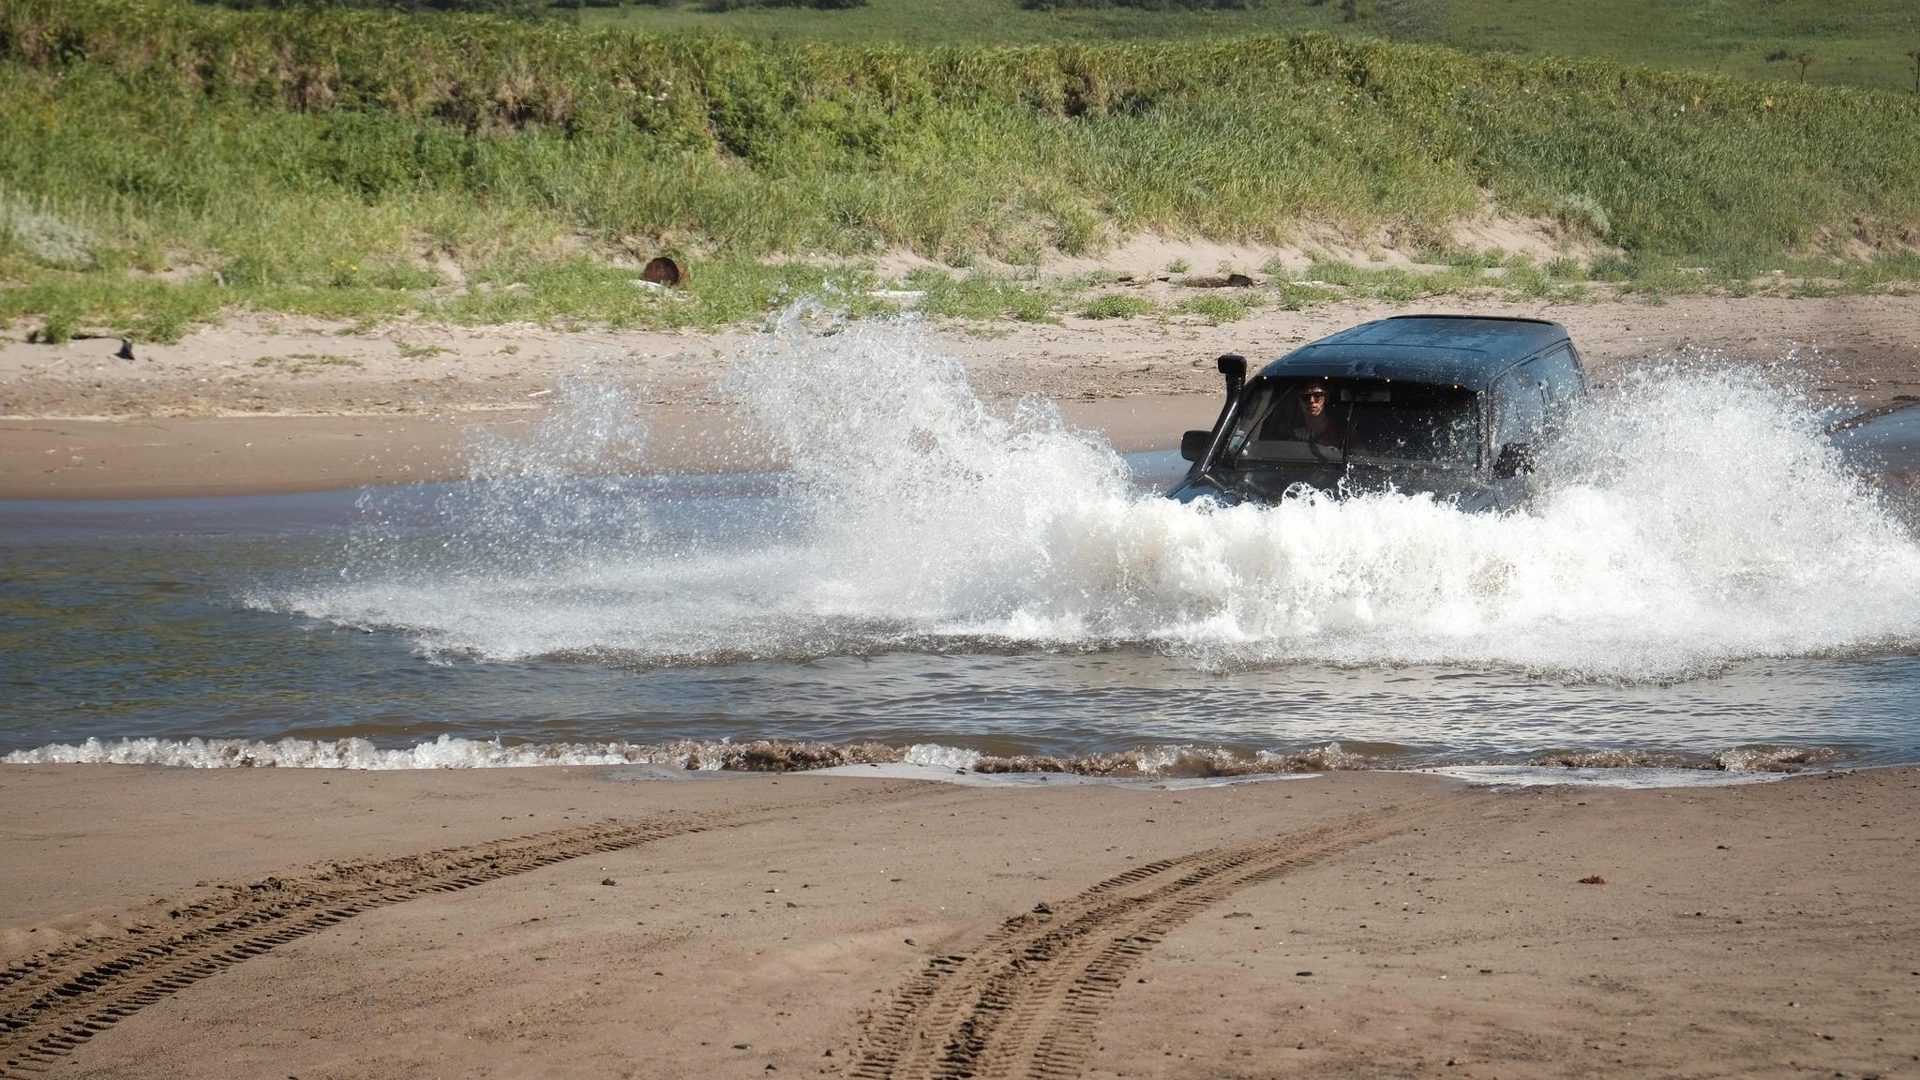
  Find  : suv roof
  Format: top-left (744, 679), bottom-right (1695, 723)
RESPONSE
top-left (1259, 315), bottom-right (1570, 391)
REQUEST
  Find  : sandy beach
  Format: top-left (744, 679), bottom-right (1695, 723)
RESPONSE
top-left (1, 764), bottom-right (1916, 1078)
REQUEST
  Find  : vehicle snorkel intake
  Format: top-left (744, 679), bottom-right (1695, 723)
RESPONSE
top-left (1174, 354), bottom-right (1249, 501)
top-left (1179, 353), bottom-right (1246, 463)
top-left (1217, 352), bottom-right (1247, 396)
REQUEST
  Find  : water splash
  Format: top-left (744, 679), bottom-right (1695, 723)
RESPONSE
top-left (271, 312), bottom-right (1920, 682)
top-left (350, 378), bottom-right (656, 576)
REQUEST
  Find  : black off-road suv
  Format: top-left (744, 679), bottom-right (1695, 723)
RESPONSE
top-left (1170, 315), bottom-right (1587, 511)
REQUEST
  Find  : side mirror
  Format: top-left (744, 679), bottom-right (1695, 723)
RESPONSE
top-left (1493, 442), bottom-right (1534, 479)
top-left (1180, 429), bottom-right (1213, 463)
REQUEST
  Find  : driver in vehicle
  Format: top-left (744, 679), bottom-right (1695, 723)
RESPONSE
top-left (1286, 381), bottom-right (1361, 459)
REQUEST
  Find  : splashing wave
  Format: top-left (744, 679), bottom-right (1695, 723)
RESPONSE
top-left (266, 312), bottom-right (1920, 682)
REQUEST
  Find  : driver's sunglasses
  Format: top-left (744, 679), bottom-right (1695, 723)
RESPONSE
top-left (1304, 390), bottom-right (1327, 400)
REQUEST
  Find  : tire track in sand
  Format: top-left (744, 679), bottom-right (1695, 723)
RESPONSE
top-left (851, 800), bottom-right (1441, 1080)
top-left (0, 784), bottom-right (922, 1077)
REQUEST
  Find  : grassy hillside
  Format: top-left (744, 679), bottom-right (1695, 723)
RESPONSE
top-left (1, 0), bottom-right (1918, 340)
top-left (583, 0), bottom-right (1920, 94)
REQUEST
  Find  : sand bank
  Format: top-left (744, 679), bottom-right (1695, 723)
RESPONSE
top-left (1, 765), bottom-right (1914, 1078)
top-left (4, 293), bottom-right (1919, 498)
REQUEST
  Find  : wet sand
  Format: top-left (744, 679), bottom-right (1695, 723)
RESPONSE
top-left (1, 765), bottom-right (1915, 1078)
top-left (0, 396), bottom-right (1221, 499)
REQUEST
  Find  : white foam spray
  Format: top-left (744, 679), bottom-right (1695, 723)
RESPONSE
top-left (1, 734), bottom-right (1829, 778)
top-left (267, 311), bottom-right (1920, 682)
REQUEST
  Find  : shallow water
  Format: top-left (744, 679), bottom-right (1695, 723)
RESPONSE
top-left (5, 317), bottom-right (1920, 782)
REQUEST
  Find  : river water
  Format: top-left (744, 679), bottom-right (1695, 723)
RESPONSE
top-left (6, 317), bottom-right (1919, 783)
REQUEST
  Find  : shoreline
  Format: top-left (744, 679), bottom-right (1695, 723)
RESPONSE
top-left (2, 763), bottom-right (1914, 1077)
top-left (1, 730), bottom-right (1862, 782)
top-left (0, 395), bottom-right (1218, 500)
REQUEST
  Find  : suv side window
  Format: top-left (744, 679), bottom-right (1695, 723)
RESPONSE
top-left (1530, 343), bottom-right (1586, 420)
top-left (1493, 364), bottom-right (1547, 450)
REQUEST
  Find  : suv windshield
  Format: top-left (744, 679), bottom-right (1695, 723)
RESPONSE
top-left (1220, 377), bottom-right (1481, 469)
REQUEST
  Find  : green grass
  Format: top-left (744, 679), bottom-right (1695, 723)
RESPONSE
top-left (1081, 293), bottom-right (1157, 318)
top-left (580, 0), bottom-right (1920, 94)
top-left (1434, 0), bottom-right (1920, 94)
top-left (0, 255), bottom-right (896, 341)
top-left (906, 268), bottom-right (1061, 322)
top-left (0, 0), bottom-right (1917, 338)
top-left (253, 352), bottom-right (363, 372)
top-left (1176, 292), bottom-right (1257, 324)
